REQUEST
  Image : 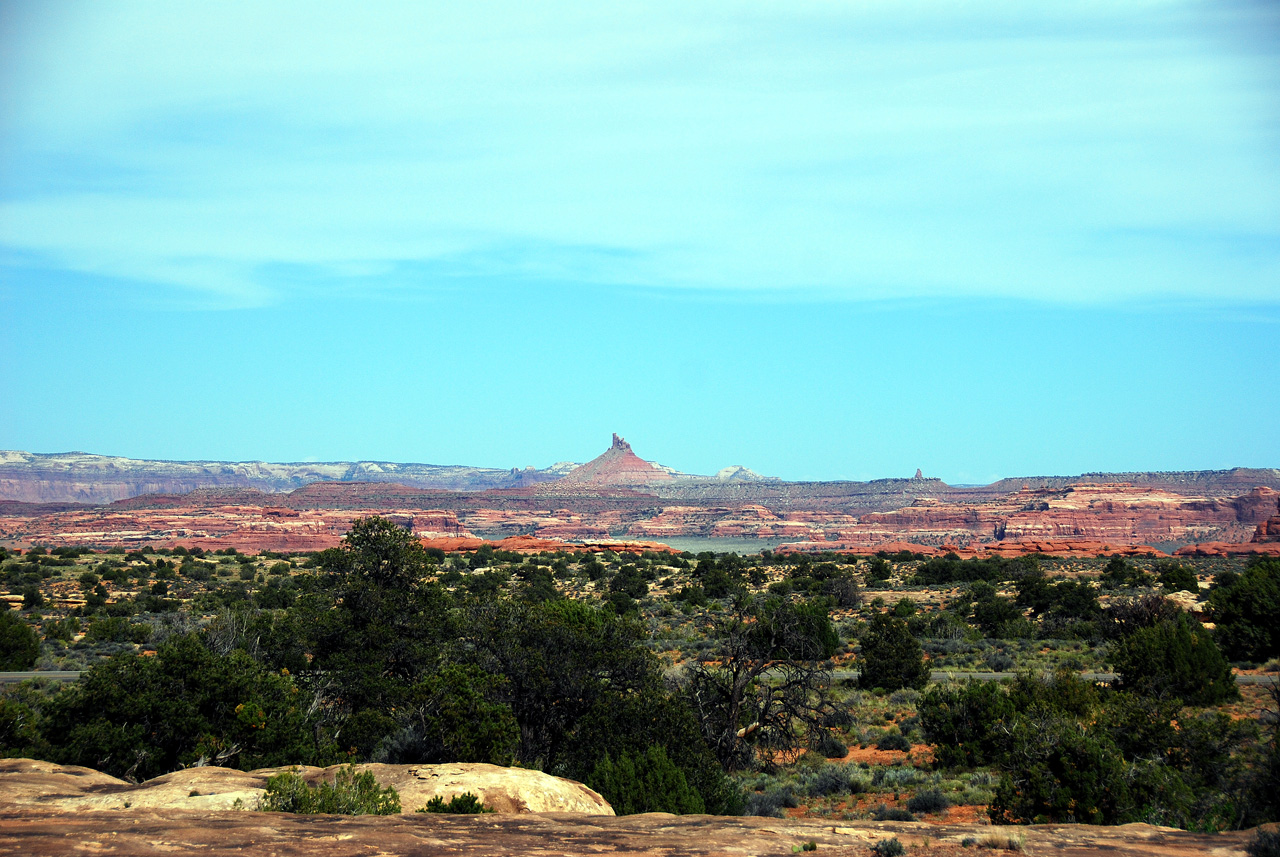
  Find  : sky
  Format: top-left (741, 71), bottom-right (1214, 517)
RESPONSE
top-left (1, 1), bottom-right (1278, 484)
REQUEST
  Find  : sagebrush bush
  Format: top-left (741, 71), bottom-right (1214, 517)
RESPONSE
top-left (871, 836), bottom-right (907, 855)
top-left (259, 765), bottom-right (400, 815)
top-left (800, 764), bottom-right (854, 797)
top-left (906, 788), bottom-right (950, 814)
top-left (977, 832), bottom-right (1025, 851)
top-left (871, 766), bottom-right (920, 789)
top-left (745, 786), bottom-right (797, 817)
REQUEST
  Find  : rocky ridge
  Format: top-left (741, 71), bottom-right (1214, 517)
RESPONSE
top-left (0, 451), bottom-right (580, 505)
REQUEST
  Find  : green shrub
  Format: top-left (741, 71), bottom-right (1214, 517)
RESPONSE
top-left (41, 616), bottom-right (80, 642)
top-left (43, 633), bottom-right (331, 780)
top-left (418, 791), bottom-right (493, 814)
top-left (84, 616), bottom-right (152, 644)
top-left (0, 611), bottom-right (39, 670)
top-left (799, 764), bottom-right (859, 798)
top-left (866, 558), bottom-right (892, 583)
top-left (858, 614), bottom-right (928, 691)
top-left (920, 680), bottom-right (1016, 768)
top-left (875, 731), bottom-right (911, 753)
top-left (1109, 613), bottom-right (1237, 705)
top-left (745, 785), bottom-right (797, 817)
top-left (871, 838), bottom-right (906, 857)
top-left (21, 586), bottom-right (43, 610)
top-left (587, 745), bottom-right (705, 815)
top-left (810, 729), bottom-right (847, 759)
top-left (1157, 564), bottom-right (1198, 594)
top-left (988, 714), bottom-right (1128, 825)
top-left (259, 765), bottom-right (400, 815)
top-left (1207, 558), bottom-right (1280, 662)
top-left (371, 665), bottom-right (518, 766)
top-left (906, 788), bottom-right (950, 814)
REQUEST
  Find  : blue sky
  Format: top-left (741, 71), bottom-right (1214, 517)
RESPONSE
top-left (2, 1), bottom-right (1278, 483)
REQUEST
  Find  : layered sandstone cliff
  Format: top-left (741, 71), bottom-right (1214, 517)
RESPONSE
top-left (3, 480), bottom-right (1275, 555)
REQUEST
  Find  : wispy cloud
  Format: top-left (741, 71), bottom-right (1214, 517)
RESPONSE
top-left (2, 1), bottom-right (1278, 308)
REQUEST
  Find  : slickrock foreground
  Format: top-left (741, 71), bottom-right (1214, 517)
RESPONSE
top-left (0, 807), bottom-right (1258, 856)
top-left (0, 759), bottom-right (1261, 856)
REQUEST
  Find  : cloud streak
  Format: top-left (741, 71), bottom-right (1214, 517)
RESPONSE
top-left (2, 0), bottom-right (1278, 308)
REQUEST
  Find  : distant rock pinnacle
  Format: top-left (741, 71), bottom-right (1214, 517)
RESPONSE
top-left (560, 435), bottom-right (672, 485)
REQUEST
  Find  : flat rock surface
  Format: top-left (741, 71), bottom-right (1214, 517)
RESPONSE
top-left (0, 807), bottom-right (1260, 856)
top-left (0, 759), bottom-right (1264, 855)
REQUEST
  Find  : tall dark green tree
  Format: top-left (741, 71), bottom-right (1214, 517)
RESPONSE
top-left (1109, 612), bottom-right (1237, 706)
top-left (304, 518), bottom-right (453, 712)
top-left (459, 597), bottom-right (738, 813)
top-left (1207, 558), bottom-right (1280, 662)
top-left (460, 598), bottom-right (658, 770)
top-left (0, 610), bottom-right (39, 671)
top-left (857, 612), bottom-right (929, 692)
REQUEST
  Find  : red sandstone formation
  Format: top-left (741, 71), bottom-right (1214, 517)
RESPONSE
top-left (773, 540), bottom-right (1172, 558)
top-left (1, 472), bottom-right (1276, 558)
top-left (819, 485), bottom-right (1278, 549)
top-left (1174, 541), bottom-right (1280, 557)
top-left (557, 435), bottom-right (674, 486)
top-left (419, 534), bottom-right (675, 555)
top-left (1253, 513), bottom-right (1280, 542)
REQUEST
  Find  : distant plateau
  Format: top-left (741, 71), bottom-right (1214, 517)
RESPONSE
top-left (1, 436), bottom-right (1278, 558)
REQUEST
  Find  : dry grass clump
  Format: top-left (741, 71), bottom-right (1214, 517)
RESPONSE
top-left (960, 831), bottom-right (1025, 851)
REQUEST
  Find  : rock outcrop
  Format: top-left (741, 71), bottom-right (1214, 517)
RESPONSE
top-left (1253, 508), bottom-right (1280, 543)
top-left (0, 759), bottom-right (611, 816)
top-left (557, 435), bottom-right (675, 487)
top-left (714, 466), bottom-right (774, 482)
